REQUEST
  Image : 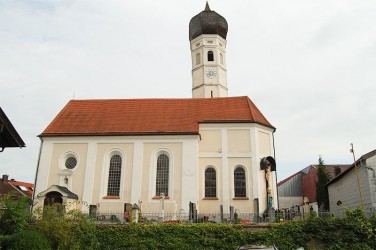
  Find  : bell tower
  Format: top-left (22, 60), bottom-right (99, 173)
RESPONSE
top-left (189, 2), bottom-right (228, 98)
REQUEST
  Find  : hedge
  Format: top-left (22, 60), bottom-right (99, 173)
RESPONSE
top-left (1, 205), bottom-right (375, 249)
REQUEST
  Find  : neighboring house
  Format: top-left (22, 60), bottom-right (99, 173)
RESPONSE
top-left (278, 164), bottom-right (350, 215)
top-left (33, 3), bottom-right (278, 216)
top-left (0, 107), bottom-right (25, 152)
top-left (327, 149), bottom-right (376, 217)
top-left (0, 174), bottom-right (34, 198)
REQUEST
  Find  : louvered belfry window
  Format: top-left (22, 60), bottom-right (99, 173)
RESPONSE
top-left (156, 154), bottom-right (169, 196)
top-left (107, 155), bottom-right (122, 196)
top-left (205, 167), bottom-right (216, 197)
top-left (234, 167), bottom-right (246, 197)
top-left (208, 51), bottom-right (214, 61)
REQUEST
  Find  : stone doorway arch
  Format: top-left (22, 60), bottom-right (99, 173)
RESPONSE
top-left (44, 191), bottom-right (63, 206)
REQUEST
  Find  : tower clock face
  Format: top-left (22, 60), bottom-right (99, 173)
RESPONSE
top-left (205, 69), bottom-right (217, 79)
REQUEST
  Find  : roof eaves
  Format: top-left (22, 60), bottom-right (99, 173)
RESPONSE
top-left (199, 120), bottom-right (276, 130)
top-left (0, 107), bottom-right (26, 148)
top-left (277, 171), bottom-right (302, 186)
top-left (39, 131), bottom-right (200, 137)
top-left (245, 97), bottom-right (276, 131)
top-left (327, 149), bottom-right (376, 186)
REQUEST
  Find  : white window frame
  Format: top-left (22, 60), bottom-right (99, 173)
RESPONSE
top-left (149, 148), bottom-right (174, 201)
top-left (100, 148), bottom-right (126, 202)
top-left (203, 165), bottom-right (218, 198)
top-left (232, 164), bottom-right (248, 198)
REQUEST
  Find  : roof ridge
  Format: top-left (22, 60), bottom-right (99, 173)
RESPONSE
top-left (69, 96), bottom-right (249, 102)
top-left (245, 97), bottom-right (255, 121)
top-left (245, 97), bottom-right (275, 130)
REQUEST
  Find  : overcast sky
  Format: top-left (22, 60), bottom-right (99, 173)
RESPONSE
top-left (1, 0), bottom-right (375, 183)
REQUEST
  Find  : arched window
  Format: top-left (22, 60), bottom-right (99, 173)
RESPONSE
top-left (196, 53), bottom-right (201, 65)
top-left (205, 167), bottom-right (216, 197)
top-left (107, 155), bottom-right (122, 196)
top-left (207, 51), bottom-right (214, 61)
top-left (234, 167), bottom-right (246, 197)
top-left (156, 154), bottom-right (169, 196)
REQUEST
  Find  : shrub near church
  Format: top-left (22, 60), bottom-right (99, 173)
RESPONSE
top-left (1, 195), bottom-right (375, 250)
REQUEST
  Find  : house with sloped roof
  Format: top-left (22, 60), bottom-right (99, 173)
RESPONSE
top-left (278, 164), bottom-right (350, 215)
top-left (0, 174), bottom-right (33, 198)
top-left (327, 149), bottom-right (376, 217)
top-left (33, 3), bottom-right (277, 217)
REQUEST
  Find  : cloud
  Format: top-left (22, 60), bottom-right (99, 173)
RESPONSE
top-left (0, 0), bottom-right (375, 182)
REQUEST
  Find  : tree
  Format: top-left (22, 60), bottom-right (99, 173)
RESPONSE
top-left (316, 156), bottom-right (330, 211)
top-left (0, 191), bottom-right (32, 235)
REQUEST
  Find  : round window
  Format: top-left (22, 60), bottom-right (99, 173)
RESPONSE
top-left (65, 157), bottom-right (77, 169)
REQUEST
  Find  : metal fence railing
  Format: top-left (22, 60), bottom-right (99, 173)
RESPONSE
top-left (86, 210), bottom-right (335, 224)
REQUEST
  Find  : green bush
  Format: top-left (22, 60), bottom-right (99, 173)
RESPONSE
top-left (0, 235), bottom-right (12, 249)
top-left (91, 209), bottom-right (376, 250)
top-left (33, 205), bottom-right (98, 250)
top-left (94, 224), bottom-right (251, 250)
top-left (2, 202), bottom-right (375, 249)
top-left (6, 230), bottom-right (51, 250)
top-left (0, 192), bottom-right (32, 235)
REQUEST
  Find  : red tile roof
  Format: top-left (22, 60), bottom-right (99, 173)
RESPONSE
top-left (0, 175), bottom-right (34, 198)
top-left (41, 96), bottom-right (274, 136)
top-left (10, 180), bottom-right (34, 197)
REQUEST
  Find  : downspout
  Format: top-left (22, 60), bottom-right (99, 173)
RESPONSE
top-left (272, 130), bottom-right (279, 210)
top-left (31, 137), bottom-right (43, 211)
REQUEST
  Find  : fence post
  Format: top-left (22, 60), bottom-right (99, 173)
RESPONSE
top-left (220, 205), bottom-right (224, 223)
top-left (132, 204), bottom-right (139, 223)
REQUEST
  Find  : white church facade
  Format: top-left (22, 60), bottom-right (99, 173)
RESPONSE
top-left (33, 3), bottom-right (277, 216)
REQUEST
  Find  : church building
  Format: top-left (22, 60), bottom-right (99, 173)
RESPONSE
top-left (33, 3), bottom-right (277, 217)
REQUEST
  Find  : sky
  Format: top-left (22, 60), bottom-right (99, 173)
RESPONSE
top-left (1, 0), bottom-right (375, 183)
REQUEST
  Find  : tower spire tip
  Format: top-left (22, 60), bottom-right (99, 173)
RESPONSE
top-left (205, 1), bottom-right (211, 11)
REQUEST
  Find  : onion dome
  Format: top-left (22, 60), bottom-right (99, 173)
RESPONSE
top-left (189, 2), bottom-right (228, 41)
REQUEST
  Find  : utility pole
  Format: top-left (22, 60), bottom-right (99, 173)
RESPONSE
top-left (350, 143), bottom-right (364, 208)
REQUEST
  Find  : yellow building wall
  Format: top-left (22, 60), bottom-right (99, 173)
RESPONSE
top-left (141, 143), bottom-right (183, 213)
top-left (228, 158), bottom-right (253, 212)
top-left (91, 143), bottom-right (134, 210)
top-left (258, 131), bottom-right (271, 156)
top-left (227, 129), bottom-right (251, 153)
top-left (199, 130), bottom-right (221, 152)
top-left (48, 143), bottom-right (88, 202)
top-left (199, 158), bottom-right (222, 212)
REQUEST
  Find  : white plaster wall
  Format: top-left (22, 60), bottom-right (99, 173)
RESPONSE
top-left (35, 135), bottom-right (199, 214)
top-left (364, 155), bottom-right (376, 211)
top-left (190, 34), bottom-right (228, 98)
top-left (33, 139), bottom-right (53, 209)
top-left (328, 166), bottom-right (372, 217)
top-left (279, 196), bottom-right (303, 209)
top-left (198, 123), bottom-right (275, 213)
top-left (35, 122), bottom-right (276, 215)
